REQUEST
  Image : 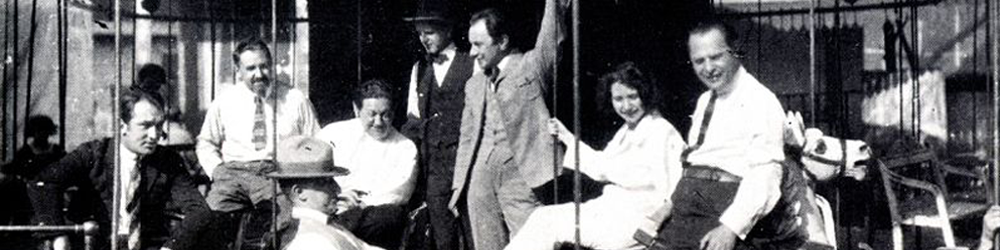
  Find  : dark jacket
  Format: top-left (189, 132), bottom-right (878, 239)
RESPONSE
top-left (28, 138), bottom-right (208, 249)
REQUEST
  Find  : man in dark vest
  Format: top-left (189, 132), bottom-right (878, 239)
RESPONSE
top-left (401, 1), bottom-right (475, 250)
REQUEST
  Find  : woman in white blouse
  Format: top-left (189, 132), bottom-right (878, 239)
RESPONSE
top-left (505, 62), bottom-right (687, 250)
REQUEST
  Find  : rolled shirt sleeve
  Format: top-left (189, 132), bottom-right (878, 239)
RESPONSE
top-left (718, 82), bottom-right (786, 239)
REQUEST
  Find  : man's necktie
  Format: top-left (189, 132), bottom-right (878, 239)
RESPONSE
top-left (253, 96), bottom-right (266, 151)
top-left (487, 66), bottom-right (500, 91)
top-left (681, 92), bottom-right (718, 162)
top-left (123, 160), bottom-right (142, 250)
top-left (426, 53), bottom-right (447, 64)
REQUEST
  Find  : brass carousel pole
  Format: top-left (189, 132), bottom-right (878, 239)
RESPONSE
top-left (992, 0), bottom-right (1000, 248)
top-left (270, 0), bottom-right (280, 248)
top-left (809, 0), bottom-right (817, 126)
top-left (2, 0), bottom-right (10, 162)
top-left (571, 0), bottom-right (581, 249)
top-left (111, 0), bottom-right (123, 249)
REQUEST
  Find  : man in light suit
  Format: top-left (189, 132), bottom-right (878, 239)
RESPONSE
top-left (448, 0), bottom-right (568, 249)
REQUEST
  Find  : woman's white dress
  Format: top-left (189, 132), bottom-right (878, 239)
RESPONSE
top-left (504, 112), bottom-right (686, 250)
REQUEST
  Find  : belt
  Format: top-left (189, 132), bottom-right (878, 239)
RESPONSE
top-left (227, 160), bottom-right (277, 175)
top-left (682, 164), bottom-right (742, 183)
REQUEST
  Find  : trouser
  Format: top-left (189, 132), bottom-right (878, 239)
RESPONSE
top-left (649, 176), bottom-right (750, 250)
top-left (427, 176), bottom-right (465, 250)
top-left (205, 161), bottom-right (289, 249)
top-left (466, 155), bottom-right (540, 250)
top-left (206, 161), bottom-right (278, 212)
top-left (425, 139), bottom-right (465, 250)
top-left (336, 204), bottom-right (408, 250)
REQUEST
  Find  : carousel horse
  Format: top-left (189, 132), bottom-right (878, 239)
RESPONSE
top-left (771, 110), bottom-right (872, 249)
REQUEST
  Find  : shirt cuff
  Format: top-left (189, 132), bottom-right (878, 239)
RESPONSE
top-left (719, 211), bottom-right (758, 239)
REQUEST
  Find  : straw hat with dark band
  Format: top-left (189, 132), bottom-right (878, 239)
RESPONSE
top-left (267, 136), bottom-right (349, 179)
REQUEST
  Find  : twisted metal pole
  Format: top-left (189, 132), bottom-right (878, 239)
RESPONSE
top-left (111, 0), bottom-right (123, 249)
top-left (58, 0), bottom-right (66, 148)
top-left (990, 0), bottom-right (1000, 249)
top-left (270, 0), bottom-right (280, 248)
top-left (809, 0), bottom-right (817, 126)
top-left (2, 0), bottom-right (10, 162)
top-left (986, 1), bottom-right (1000, 246)
top-left (23, 0), bottom-right (36, 145)
top-left (571, 0), bottom-right (581, 249)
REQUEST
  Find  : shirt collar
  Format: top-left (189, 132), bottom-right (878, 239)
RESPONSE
top-left (292, 207), bottom-right (330, 223)
top-left (237, 81), bottom-right (283, 100)
top-left (496, 54), bottom-right (512, 74)
top-left (119, 143), bottom-right (139, 162)
top-left (714, 66), bottom-right (748, 99)
top-left (439, 44), bottom-right (457, 61)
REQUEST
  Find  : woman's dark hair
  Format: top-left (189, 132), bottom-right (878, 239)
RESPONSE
top-left (596, 62), bottom-right (661, 116)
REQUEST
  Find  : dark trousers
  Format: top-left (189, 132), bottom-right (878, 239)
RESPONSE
top-left (650, 177), bottom-right (751, 250)
top-left (336, 204), bottom-right (408, 250)
top-left (425, 141), bottom-right (466, 250)
top-left (426, 188), bottom-right (470, 250)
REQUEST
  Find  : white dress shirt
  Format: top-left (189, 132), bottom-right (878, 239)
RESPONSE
top-left (196, 83), bottom-right (320, 176)
top-left (116, 144), bottom-right (139, 235)
top-left (563, 111), bottom-right (685, 203)
top-left (685, 66), bottom-right (786, 238)
top-left (316, 118), bottom-right (418, 206)
top-left (285, 207), bottom-right (383, 250)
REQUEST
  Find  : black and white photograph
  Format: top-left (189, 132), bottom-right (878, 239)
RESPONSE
top-left (1, 0), bottom-right (999, 249)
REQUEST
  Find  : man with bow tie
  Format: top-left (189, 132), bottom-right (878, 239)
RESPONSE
top-left (449, 0), bottom-right (568, 249)
top-left (28, 87), bottom-right (209, 250)
top-left (400, 1), bottom-right (476, 250)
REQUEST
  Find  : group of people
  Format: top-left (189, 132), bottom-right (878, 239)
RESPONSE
top-left (21, 0), bottom-right (1000, 250)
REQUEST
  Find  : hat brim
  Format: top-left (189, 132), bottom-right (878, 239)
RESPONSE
top-left (403, 16), bottom-right (450, 23)
top-left (267, 166), bottom-right (350, 179)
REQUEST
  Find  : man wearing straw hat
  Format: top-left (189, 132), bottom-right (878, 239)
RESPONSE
top-left (400, 1), bottom-right (476, 248)
top-left (268, 135), bottom-right (382, 250)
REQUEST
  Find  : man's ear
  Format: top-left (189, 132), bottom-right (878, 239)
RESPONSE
top-left (119, 120), bottom-right (128, 136)
top-left (498, 35), bottom-right (510, 51)
top-left (291, 184), bottom-right (306, 202)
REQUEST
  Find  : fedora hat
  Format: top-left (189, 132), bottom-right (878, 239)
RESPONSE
top-left (267, 136), bottom-right (349, 179)
top-left (403, 0), bottom-right (454, 23)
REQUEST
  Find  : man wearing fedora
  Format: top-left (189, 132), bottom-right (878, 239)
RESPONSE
top-left (400, 1), bottom-right (475, 250)
top-left (268, 136), bottom-right (383, 250)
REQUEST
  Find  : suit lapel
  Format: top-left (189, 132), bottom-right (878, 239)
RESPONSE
top-left (139, 153), bottom-right (159, 195)
top-left (442, 51), bottom-right (473, 89)
top-left (100, 140), bottom-right (116, 204)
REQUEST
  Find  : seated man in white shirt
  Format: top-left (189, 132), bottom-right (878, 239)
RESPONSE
top-left (649, 19), bottom-right (787, 250)
top-left (268, 135), bottom-right (383, 250)
top-left (316, 79), bottom-right (418, 249)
